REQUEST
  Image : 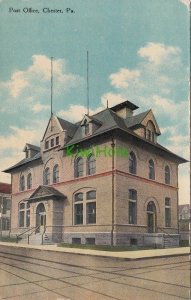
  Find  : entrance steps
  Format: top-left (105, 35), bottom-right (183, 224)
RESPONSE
top-left (18, 233), bottom-right (55, 245)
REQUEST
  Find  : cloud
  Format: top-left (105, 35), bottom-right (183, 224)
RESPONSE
top-left (31, 102), bottom-right (50, 113)
top-left (0, 55), bottom-right (84, 111)
top-left (180, 0), bottom-right (190, 7)
top-left (58, 105), bottom-right (102, 122)
top-left (138, 43), bottom-right (181, 65)
top-left (109, 68), bottom-right (140, 88)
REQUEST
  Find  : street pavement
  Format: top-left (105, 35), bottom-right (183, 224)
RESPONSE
top-left (0, 248), bottom-right (189, 299)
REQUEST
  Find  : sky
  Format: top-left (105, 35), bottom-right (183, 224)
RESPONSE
top-left (0, 0), bottom-right (189, 204)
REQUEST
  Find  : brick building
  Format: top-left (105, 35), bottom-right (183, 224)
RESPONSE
top-left (0, 182), bottom-right (11, 233)
top-left (4, 100), bottom-right (187, 246)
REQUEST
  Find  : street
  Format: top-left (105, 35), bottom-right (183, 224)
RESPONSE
top-left (0, 250), bottom-right (189, 300)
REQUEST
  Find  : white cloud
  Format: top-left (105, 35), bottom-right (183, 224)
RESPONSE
top-left (109, 68), bottom-right (140, 88)
top-left (32, 102), bottom-right (50, 113)
top-left (138, 43), bottom-right (180, 65)
top-left (0, 55), bottom-right (83, 112)
top-left (180, 0), bottom-right (190, 7)
top-left (58, 105), bottom-right (102, 122)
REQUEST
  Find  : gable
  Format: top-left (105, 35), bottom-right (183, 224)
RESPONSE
top-left (41, 116), bottom-right (63, 142)
top-left (140, 110), bottom-right (161, 135)
top-left (29, 185), bottom-right (65, 201)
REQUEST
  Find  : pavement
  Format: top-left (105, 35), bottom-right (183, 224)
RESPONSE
top-left (0, 242), bottom-right (189, 260)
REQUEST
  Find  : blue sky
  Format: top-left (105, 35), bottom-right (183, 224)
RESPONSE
top-left (0, 0), bottom-right (189, 203)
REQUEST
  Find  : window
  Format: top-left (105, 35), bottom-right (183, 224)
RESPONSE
top-left (87, 190), bottom-right (96, 200)
top-left (75, 193), bottom-right (83, 202)
top-left (74, 203), bottom-right (83, 225)
top-left (51, 138), bottom-right (54, 147)
top-left (86, 238), bottom-right (95, 245)
top-left (87, 155), bottom-right (96, 175)
top-left (27, 173), bottom-right (32, 189)
top-left (146, 121), bottom-right (155, 142)
top-left (72, 238), bottom-right (81, 244)
top-left (165, 198), bottom-right (171, 227)
top-left (87, 202), bottom-right (96, 224)
top-left (129, 152), bottom-right (137, 174)
top-left (19, 202), bottom-right (25, 227)
top-left (128, 189), bottom-right (137, 224)
top-left (19, 175), bottom-right (25, 191)
top-left (74, 190), bottom-right (96, 225)
top-left (43, 168), bottom-right (50, 185)
top-left (149, 159), bottom-right (155, 180)
top-left (45, 140), bottom-right (49, 150)
top-left (147, 129), bottom-right (151, 141)
top-left (85, 123), bottom-right (90, 135)
top-left (56, 136), bottom-right (59, 145)
top-left (165, 165), bottom-right (170, 184)
top-left (53, 164), bottom-right (59, 183)
top-left (2, 218), bottom-right (10, 230)
top-left (75, 157), bottom-right (83, 178)
top-left (19, 202), bottom-right (30, 228)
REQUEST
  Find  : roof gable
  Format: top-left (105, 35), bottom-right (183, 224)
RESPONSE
top-left (29, 185), bottom-right (65, 201)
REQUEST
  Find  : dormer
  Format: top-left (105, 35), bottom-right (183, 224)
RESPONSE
top-left (23, 144), bottom-right (40, 159)
top-left (40, 115), bottom-right (77, 155)
top-left (80, 114), bottom-right (102, 137)
top-left (130, 109), bottom-right (161, 143)
top-left (110, 100), bottom-right (139, 119)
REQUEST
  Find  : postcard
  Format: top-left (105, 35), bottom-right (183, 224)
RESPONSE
top-left (0, 0), bottom-right (190, 299)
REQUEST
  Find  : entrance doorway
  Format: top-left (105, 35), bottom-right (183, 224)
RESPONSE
top-left (147, 201), bottom-right (156, 233)
top-left (36, 203), bottom-right (46, 233)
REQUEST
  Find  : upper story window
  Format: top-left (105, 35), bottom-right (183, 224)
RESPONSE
top-left (87, 155), bottom-right (96, 175)
top-left (85, 123), bottom-right (90, 135)
top-left (51, 138), bottom-right (54, 147)
top-left (19, 175), bottom-right (25, 192)
top-left (129, 151), bottom-right (137, 174)
top-left (148, 159), bottom-right (155, 180)
top-left (27, 173), bottom-right (32, 189)
top-left (165, 165), bottom-right (170, 184)
top-left (45, 140), bottom-right (49, 150)
top-left (75, 157), bottom-right (84, 178)
top-left (56, 136), bottom-right (59, 145)
top-left (43, 167), bottom-right (50, 185)
top-left (146, 121), bottom-right (155, 142)
top-left (128, 189), bottom-right (137, 224)
top-left (53, 164), bottom-right (59, 183)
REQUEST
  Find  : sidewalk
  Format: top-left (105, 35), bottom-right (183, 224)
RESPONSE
top-left (0, 242), bottom-right (189, 260)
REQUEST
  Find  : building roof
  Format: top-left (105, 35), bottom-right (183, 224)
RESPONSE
top-left (0, 182), bottom-right (11, 194)
top-left (3, 104), bottom-right (188, 173)
top-left (110, 100), bottom-right (139, 112)
top-left (23, 143), bottom-right (40, 152)
top-left (3, 152), bottom-right (41, 173)
top-left (28, 185), bottom-right (65, 201)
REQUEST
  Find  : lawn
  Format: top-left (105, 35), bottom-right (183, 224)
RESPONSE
top-left (58, 243), bottom-right (154, 251)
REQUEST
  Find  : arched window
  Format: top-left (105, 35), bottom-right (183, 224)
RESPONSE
top-left (87, 155), bottom-right (96, 175)
top-left (148, 159), bottom-right (155, 180)
top-left (43, 168), bottom-right (50, 185)
top-left (165, 165), bottom-right (170, 184)
top-left (19, 175), bottom-right (25, 191)
top-left (75, 157), bottom-right (83, 178)
top-left (129, 152), bottom-right (137, 174)
top-left (53, 164), bottom-right (59, 183)
top-left (128, 189), bottom-right (137, 224)
top-left (27, 173), bottom-right (32, 189)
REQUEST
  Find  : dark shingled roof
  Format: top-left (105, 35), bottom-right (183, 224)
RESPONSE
top-left (3, 152), bottom-right (42, 173)
top-left (110, 100), bottom-right (139, 112)
top-left (4, 105), bottom-right (188, 173)
top-left (57, 117), bottom-right (78, 137)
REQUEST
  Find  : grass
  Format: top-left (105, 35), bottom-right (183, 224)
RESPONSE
top-left (0, 236), bottom-right (19, 243)
top-left (58, 243), bottom-right (155, 251)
